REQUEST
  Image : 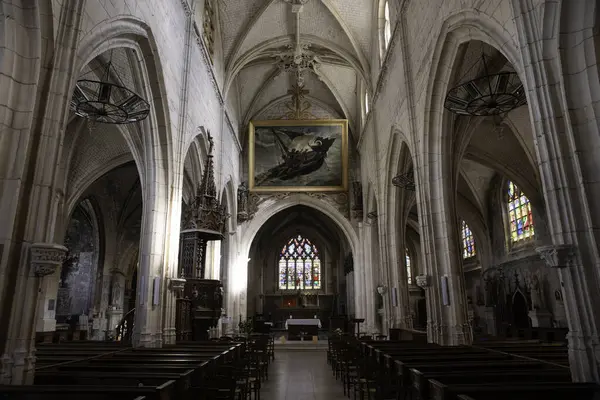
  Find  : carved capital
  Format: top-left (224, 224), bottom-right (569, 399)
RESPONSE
top-left (415, 274), bottom-right (431, 288)
top-left (536, 244), bottom-right (577, 269)
top-left (30, 243), bottom-right (68, 278)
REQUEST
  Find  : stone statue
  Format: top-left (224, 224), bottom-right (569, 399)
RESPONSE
top-left (530, 275), bottom-right (544, 310)
top-left (112, 280), bottom-right (122, 306)
top-left (237, 182), bottom-right (249, 222)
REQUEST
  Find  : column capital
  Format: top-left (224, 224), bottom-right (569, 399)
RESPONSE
top-left (30, 243), bottom-right (67, 278)
top-left (415, 274), bottom-right (431, 288)
top-left (536, 244), bottom-right (577, 269)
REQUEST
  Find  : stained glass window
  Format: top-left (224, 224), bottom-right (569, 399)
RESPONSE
top-left (405, 249), bottom-right (412, 285)
top-left (507, 181), bottom-right (535, 243)
top-left (383, 2), bottom-right (391, 49)
top-left (461, 220), bottom-right (476, 258)
top-left (279, 235), bottom-right (321, 290)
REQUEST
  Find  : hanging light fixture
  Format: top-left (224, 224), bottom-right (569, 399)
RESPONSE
top-left (444, 53), bottom-right (526, 116)
top-left (70, 50), bottom-right (150, 126)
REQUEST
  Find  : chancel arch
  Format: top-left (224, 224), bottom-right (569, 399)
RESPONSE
top-left (244, 204), bottom-right (353, 334)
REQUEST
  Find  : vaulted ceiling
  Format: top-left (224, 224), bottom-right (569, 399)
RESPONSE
top-left (220, 0), bottom-right (374, 132)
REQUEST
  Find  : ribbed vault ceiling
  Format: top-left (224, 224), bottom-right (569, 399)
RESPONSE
top-left (221, 0), bottom-right (374, 131)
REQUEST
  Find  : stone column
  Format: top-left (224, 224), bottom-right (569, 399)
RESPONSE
top-left (2, 244), bottom-right (67, 384)
top-left (536, 244), bottom-right (600, 381)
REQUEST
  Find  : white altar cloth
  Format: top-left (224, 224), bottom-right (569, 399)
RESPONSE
top-left (285, 319), bottom-right (322, 329)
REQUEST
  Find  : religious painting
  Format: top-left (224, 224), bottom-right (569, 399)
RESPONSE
top-left (248, 120), bottom-right (348, 192)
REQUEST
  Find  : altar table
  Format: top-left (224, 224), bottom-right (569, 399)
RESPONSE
top-left (285, 319), bottom-right (322, 329)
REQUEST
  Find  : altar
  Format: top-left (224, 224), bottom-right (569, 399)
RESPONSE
top-left (285, 318), bottom-right (321, 340)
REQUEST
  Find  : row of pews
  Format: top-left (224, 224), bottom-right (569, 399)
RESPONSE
top-left (327, 336), bottom-right (599, 400)
top-left (0, 336), bottom-right (274, 400)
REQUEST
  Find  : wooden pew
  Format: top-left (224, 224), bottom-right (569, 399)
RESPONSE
top-left (35, 370), bottom-right (194, 400)
top-left (429, 381), bottom-right (599, 400)
top-left (0, 380), bottom-right (176, 400)
top-left (33, 341), bottom-right (243, 399)
top-left (410, 367), bottom-right (571, 400)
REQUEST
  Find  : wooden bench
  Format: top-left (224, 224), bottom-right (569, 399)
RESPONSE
top-left (410, 368), bottom-right (571, 400)
top-left (35, 370), bottom-right (194, 400)
top-left (430, 381), bottom-right (599, 400)
top-left (0, 380), bottom-right (176, 400)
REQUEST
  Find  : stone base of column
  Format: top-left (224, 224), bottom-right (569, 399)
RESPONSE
top-left (566, 331), bottom-right (600, 382)
top-left (10, 347), bottom-right (34, 385)
top-left (0, 354), bottom-right (13, 384)
top-left (528, 309), bottom-right (552, 328)
top-left (450, 323), bottom-right (473, 346)
top-left (162, 328), bottom-right (176, 345)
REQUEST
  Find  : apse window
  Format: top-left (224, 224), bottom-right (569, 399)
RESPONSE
top-left (279, 235), bottom-right (321, 290)
top-left (461, 220), bottom-right (476, 258)
top-left (405, 249), bottom-right (412, 285)
top-left (383, 1), bottom-right (392, 50)
top-left (507, 180), bottom-right (535, 243)
top-left (364, 91), bottom-right (370, 115)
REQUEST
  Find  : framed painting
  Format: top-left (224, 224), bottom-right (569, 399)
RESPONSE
top-left (248, 119), bottom-right (348, 192)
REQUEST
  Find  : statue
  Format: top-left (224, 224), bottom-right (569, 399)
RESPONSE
top-left (112, 280), bottom-right (122, 306)
top-left (530, 275), bottom-right (544, 310)
top-left (351, 181), bottom-right (363, 219)
top-left (214, 285), bottom-right (224, 310)
top-left (237, 182), bottom-right (249, 222)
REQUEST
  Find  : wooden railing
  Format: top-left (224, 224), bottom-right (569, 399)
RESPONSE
top-left (116, 308), bottom-right (135, 343)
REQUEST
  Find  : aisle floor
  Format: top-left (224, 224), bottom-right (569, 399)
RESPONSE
top-left (262, 350), bottom-right (346, 400)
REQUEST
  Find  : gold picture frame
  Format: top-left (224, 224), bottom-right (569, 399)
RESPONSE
top-left (249, 119), bottom-right (349, 192)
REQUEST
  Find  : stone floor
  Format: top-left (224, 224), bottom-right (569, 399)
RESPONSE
top-left (262, 350), bottom-right (346, 400)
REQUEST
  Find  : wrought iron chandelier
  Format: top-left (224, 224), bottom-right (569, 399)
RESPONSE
top-left (70, 51), bottom-right (150, 125)
top-left (392, 171), bottom-right (416, 191)
top-left (444, 54), bottom-right (526, 116)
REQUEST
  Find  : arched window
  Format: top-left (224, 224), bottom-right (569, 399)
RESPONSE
top-left (278, 235), bottom-right (321, 290)
top-left (364, 91), bottom-right (370, 115)
top-left (383, 1), bottom-right (392, 50)
top-left (507, 181), bottom-right (535, 243)
top-left (461, 220), bottom-right (476, 258)
top-left (405, 249), bottom-right (412, 284)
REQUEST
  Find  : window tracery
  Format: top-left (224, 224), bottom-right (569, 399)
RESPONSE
top-left (461, 220), bottom-right (476, 258)
top-left (278, 235), bottom-right (321, 290)
top-left (507, 181), bottom-right (535, 243)
top-left (405, 249), bottom-right (412, 284)
top-left (383, 1), bottom-right (391, 50)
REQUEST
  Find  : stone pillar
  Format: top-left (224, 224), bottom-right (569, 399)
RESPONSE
top-left (3, 244), bottom-right (67, 384)
top-left (536, 245), bottom-right (600, 381)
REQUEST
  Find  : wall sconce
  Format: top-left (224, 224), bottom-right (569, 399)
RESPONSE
top-left (376, 285), bottom-right (387, 296)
